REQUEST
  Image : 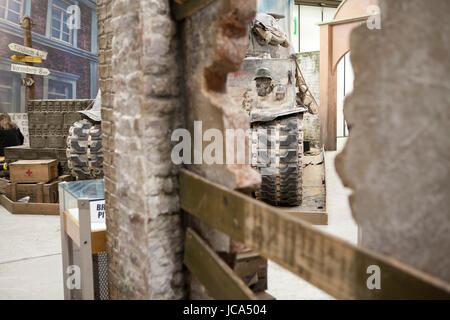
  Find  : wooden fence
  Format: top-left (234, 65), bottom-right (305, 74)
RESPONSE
top-left (179, 169), bottom-right (450, 300)
top-left (173, 0), bottom-right (450, 300)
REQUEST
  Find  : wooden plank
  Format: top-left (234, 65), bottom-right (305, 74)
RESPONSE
top-left (295, 0), bottom-right (342, 8)
top-left (0, 194), bottom-right (59, 215)
top-left (0, 194), bottom-right (14, 213)
top-left (317, 14), bottom-right (372, 26)
top-left (184, 228), bottom-right (256, 300)
top-left (179, 169), bottom-right (450, 299)
top-left (13, 201), bottom-right (59, 215)
top-left (10, 182), bottom-right (17, 201)
top-left (91, 230), bottom-right (106, 254)
top-left (58, 175), bottom-right (73, 182)
top-left (173, 0), bottom-right (216, 21)
top-left (283, 210), bottom-right (328, 225)
top-left (36, 182), bottom-right (44, 203)
top-left (43, 179), bottom-right (60, 203)
top-left (63, 210), bottom-right (106, 254)
top-left (0, 178), bottom-right (9, 195)
top-left (64, 210), bottom-right (81, 247)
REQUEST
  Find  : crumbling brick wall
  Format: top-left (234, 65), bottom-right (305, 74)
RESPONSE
top-left (180, 0), bottom-right (259, 299)
top-left (98, 0), bottom-right (185, 299)
top-left (100, 0), bottom-right (261, 299)
top-left (298, 51), bottom-right (320, 148)
top-left (97, 0), bottom-right (117, 296)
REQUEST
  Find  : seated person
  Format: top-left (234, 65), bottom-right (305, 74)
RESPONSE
top-left (0, 113), bottom-right (24, 156)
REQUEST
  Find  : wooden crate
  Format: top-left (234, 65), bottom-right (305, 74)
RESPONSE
top-left (10, 159), bottom-right (58, 183)
top-left (0, 175), bottom-right (72, 215)
top-left (0, 194), bottom-right (59, 215)
top-left (0, 178), bottom-right (9, 194)
top-left (4, 175), bottom-right (72, 203)
top-left (234, 250), bottom-right (268, 293)
top-left (4, 146), bottom-right (70, 175)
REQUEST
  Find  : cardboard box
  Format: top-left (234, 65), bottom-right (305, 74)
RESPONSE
top-left (10, 159), bottom-right (58, 183)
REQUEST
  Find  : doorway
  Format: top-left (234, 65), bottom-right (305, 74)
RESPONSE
top-left (337, 52), bottom-right (354, 138)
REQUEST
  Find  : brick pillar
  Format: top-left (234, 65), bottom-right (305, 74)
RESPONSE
top-left (98, 0), bottom-right (185, 299)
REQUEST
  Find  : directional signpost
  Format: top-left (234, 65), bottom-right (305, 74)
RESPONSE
top-left (10, 55), bottom-right (42, 64)
top-left (7, 15), bottom-right (50, 99)
top-left (8, 43), bottom-right (48, 60)
top-left (11, 64), bottom-right (50, 76)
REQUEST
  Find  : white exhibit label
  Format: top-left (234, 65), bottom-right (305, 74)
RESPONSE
top-left (90, 200), bottom-right (106, 224)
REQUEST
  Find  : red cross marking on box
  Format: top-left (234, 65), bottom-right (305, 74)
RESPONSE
top-left (26, 169), bottom-right (32, 176)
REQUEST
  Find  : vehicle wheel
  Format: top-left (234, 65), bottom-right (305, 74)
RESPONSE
top-left (67, 119), bottom-right (103, 180)
top-left (251, 113), bottom-right (303, 206)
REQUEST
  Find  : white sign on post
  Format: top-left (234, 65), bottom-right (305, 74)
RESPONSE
top-left (11, 64), bottom-right (50, 76)
top-left (8, 43), bottom-right (48, 60)
top-left (90, 200), bottom-right (106, 224)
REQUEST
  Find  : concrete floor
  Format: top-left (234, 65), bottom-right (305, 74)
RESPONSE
top-left (0, 137), bottom-right (355, 300)
top-left (0, 206), bottom-right (63, 299)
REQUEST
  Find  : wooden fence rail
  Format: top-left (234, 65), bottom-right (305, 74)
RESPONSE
top-left (179, 169), bottom-right (450, 300)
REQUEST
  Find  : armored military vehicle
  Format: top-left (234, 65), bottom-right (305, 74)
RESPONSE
top-left (228, 13), bottom-right (318, 206)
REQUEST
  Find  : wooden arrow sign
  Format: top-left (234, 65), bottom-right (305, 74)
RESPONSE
top-left (11, 64), bottom-right (50, 76)
top-left (11, 55), bottom-right (42, 63)
top-left (8, 43), bottom-right (48, 60)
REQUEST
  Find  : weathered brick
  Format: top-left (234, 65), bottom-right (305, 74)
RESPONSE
top-left (99, 0), bottom-right (185, 299)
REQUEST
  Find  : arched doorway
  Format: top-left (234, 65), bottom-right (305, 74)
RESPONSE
top-left (337, 51), bottom-right (354, 138)
top-left (319, 0), bottom-right (379, 150)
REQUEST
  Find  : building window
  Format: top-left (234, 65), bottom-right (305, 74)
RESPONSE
top-left (0, 75), bottom-right (13, 112)
top-left (0, 70), bottom-right (21, 113)
top-left (48, 79), bottom-right (74, 99)
top-left (51, 0), bottom-right (73, 44)
top-left (0, 0), bottom-right (24, 25)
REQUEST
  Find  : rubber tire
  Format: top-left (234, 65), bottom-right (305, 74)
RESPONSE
top-left (66, 119), bottom-right (103, 180)
top-left (252, 113), bottom-right (303, 207)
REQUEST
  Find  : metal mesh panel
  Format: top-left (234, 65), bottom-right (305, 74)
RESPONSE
top-left (93, 252), bottom-right (110, 300)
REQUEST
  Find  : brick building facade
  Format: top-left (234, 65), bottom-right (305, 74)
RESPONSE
top-left (0, 0), bottom-right (98, 113)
